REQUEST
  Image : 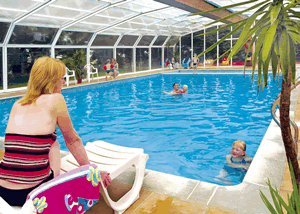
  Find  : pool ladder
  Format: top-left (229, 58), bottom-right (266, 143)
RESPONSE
top-left (271, 75), bottom-right (300, 154)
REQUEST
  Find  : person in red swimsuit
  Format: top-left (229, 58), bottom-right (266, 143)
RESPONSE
top-left (0, 57), bottom-right (111, 206)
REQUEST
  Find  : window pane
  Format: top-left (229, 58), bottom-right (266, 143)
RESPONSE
top-left (9, 26), bottom-right (58, 44)
top-left (153, 36), bottom-right (168, 46)
top-left (151, 48), bottom-right (162, 69)
top-left (0, 48), bottom-right (2, 90)
top-left (232, 40), bottom-right (246, 66)
top-left (219, 40), bottom-right (231, 65)
top-left (137, 35), bottom-right (154, 46)
top-left (232, 26), bottom-right (243, 39)
top-left (92, 35), bottom-right (119, 46)
top-left (7, 48), bottom-right (51, 89)
top-left (90, 49), bottom-right (113, 74)
top-left (206, 26), bottom-right (217, 63)
top-left (0, 22), bottom-right (10, 44)
top-left (55, 49), bottom-right (87, 78)
top-left (164, 47), bottom-right (173, 63)
top-left (136, 48), bottom-right (149, 71)
top-left (193, 30), bottom-right (204, 64)
top-left (57, 31), bottom-right (93, 45)
top-left (118, 35), bottom-right (139, 46)
top-left (166, 36), bottom-right (179, 46)
top-left (181, 34), bottom-right (191, 61)
top-left (116, 48), bottom-right (133, 73)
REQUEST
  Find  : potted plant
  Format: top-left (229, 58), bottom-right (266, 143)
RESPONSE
top-left (61, 49), bottom-right (86, 83)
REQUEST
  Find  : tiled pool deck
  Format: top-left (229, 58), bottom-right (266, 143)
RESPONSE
top-left (0, 67), bottom-right (299, 214)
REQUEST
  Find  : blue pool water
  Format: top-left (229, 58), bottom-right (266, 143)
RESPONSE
top-left (0, 73), bottom-right (281, 185)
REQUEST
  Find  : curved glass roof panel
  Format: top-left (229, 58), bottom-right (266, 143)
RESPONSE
top-left (153, 35), bottom-right (168, 46)
top-left (92, 34), bottom-right (119, 46)
top-left (56, 30), bottom-right (93, 45)
top-left (137, 35), bottom-right (154, 46)
top-left (118, 35), bottom-right (138, 46)
top-left (0, 22), bottom-right (10, 43)
top-left (0, 0), bottom-right (46, 21)
top-left (9, 25), bottom-right (58, 44)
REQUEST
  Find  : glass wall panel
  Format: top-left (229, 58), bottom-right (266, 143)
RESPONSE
top-left (181, 34), bottom-right (191, 62)
top-left (0, 48), bottom-right (2, 90)
top-left (136, 48), bottom-right (149, 71)
top-left (164, 47), bottom-right (173, 63)
top-left (219, 40), bottom-right (231, 65)
top-left (153, 36), bottom-right (168, 46)
top-left (137, 35), bottom-right (154, 46)
top-left (193, 30), bottom-right (204, 64)
top-left (116, 48), bottom-right (133, 73)
top-left (55, 48), bottom-right (87, 79)
top-left (118, 35), bottom-right (138, 46)
top-left (0, 22), bottom-right (10, 44)
top-left (174, 43), bottom-right (180, 63)
top-left (90, 49), bottom-right (113, 75)
top-left (151, 48), bottom-right (162, 69)
top-left (7, 48), bottom-right (51, 89)
top-left (91, 35), bottom-right (119, 46)
top-left (206, 26), bottom-right (217, 64)
top-left (57, 31), bottom-right (93, 45)
top-left (9, 26), bottom-right (58, 44)
top-left (232, 26), bottom-right (243, 39)
top-left (166, 36), bottom-right (179, 46)
top-left (232, 40), bottom-right (246, 66)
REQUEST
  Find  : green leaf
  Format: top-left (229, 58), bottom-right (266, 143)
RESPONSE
top-left (288, 31), bottom-right (300, 44)
top-left (262, 19), bottom-right (278, 62)
top-left (204, 0), bottom-right (270, 27)
top-left (262, 54), bottom-right (270, 91)
top-left (289, 35), bottom-right (296, 84)
top-left (243, 36), bottom-right (256, 77)
top-left (270, 3), bottom-right (282, 24)
top-left (279, 29), bottom-right (289, 82)
top-left (259, 189), bottom-right (278, 213)
top-left (257, 52), bottom-right (263, 92)
top-left (188, 0), bottom-right (259, 16)
top-left (251, 26), bottom-right (269, 86)
top-left (271, 50), bottom-right (278, 80)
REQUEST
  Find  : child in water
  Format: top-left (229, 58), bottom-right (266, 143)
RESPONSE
top-left (214, 140), bottom-right (253, 184)
top-left (177, 85), bottom-right (188, 94)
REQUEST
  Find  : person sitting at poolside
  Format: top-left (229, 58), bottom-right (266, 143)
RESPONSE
top-left (214, 140), bottom-right (252, 184)
top-left (0, 57), bottom-right (112, 207)
top-left (104, 59), bottom-right (113, 81)
top-left (163, 82), bottom-right (181, 95)
top-left (111, 57), bottom-right (119, 78)
top-left (177, 85), bottom-right (188, 94)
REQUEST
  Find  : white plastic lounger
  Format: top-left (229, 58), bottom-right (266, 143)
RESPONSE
top-left (60, 140), bottom-right (149, 214)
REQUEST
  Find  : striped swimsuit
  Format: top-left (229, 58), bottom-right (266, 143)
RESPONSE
top-left (0, 131), bottom-right (57, 184)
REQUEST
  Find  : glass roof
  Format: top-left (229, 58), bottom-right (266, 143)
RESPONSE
top-left (0, 0), bottom-right (255, 44)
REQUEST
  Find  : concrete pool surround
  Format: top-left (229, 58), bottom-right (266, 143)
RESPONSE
top-left (0, 69), bottom-right (298, 213)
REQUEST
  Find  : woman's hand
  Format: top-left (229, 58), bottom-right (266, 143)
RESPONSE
top-left (100, 171), bottom-right (112, 188)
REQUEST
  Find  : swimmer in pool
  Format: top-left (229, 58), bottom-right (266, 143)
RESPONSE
top-left (177, 85), bottom-right (188, 94)
top-left (163, 83), bottom-right (181, 95)
top-left (214, 140), bottom-right (253, 184)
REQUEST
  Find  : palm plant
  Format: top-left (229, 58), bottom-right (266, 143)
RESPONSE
top-left (190, 0), bottom-right (300, 186)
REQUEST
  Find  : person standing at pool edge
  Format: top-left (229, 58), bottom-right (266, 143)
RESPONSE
top-left (0, 57), bottom-right (112, 207)
top-left (111, 57), bottom-right (119, 78)
top-left (104, 59), bottom-right (113, 81)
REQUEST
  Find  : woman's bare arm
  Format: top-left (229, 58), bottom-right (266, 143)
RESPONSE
top-left (53, 94), bottom-right (90, 166)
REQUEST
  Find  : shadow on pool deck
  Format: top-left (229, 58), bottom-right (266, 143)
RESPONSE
top-left (0, 67), bottom-right (297, 214)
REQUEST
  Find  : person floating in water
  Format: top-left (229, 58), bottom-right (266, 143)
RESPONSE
top-left (214, 140), bottom-right (253, 184)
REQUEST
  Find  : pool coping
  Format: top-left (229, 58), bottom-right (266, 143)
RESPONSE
top-left (0, 69), bottom-right (297, 213)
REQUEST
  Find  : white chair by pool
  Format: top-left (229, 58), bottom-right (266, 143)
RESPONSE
top-left (64, 67), bottom-right (77, 86)
top-left (60, 140), bottom-right (149, 214)
top-left (84, 64), bottom-right (99, 82)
